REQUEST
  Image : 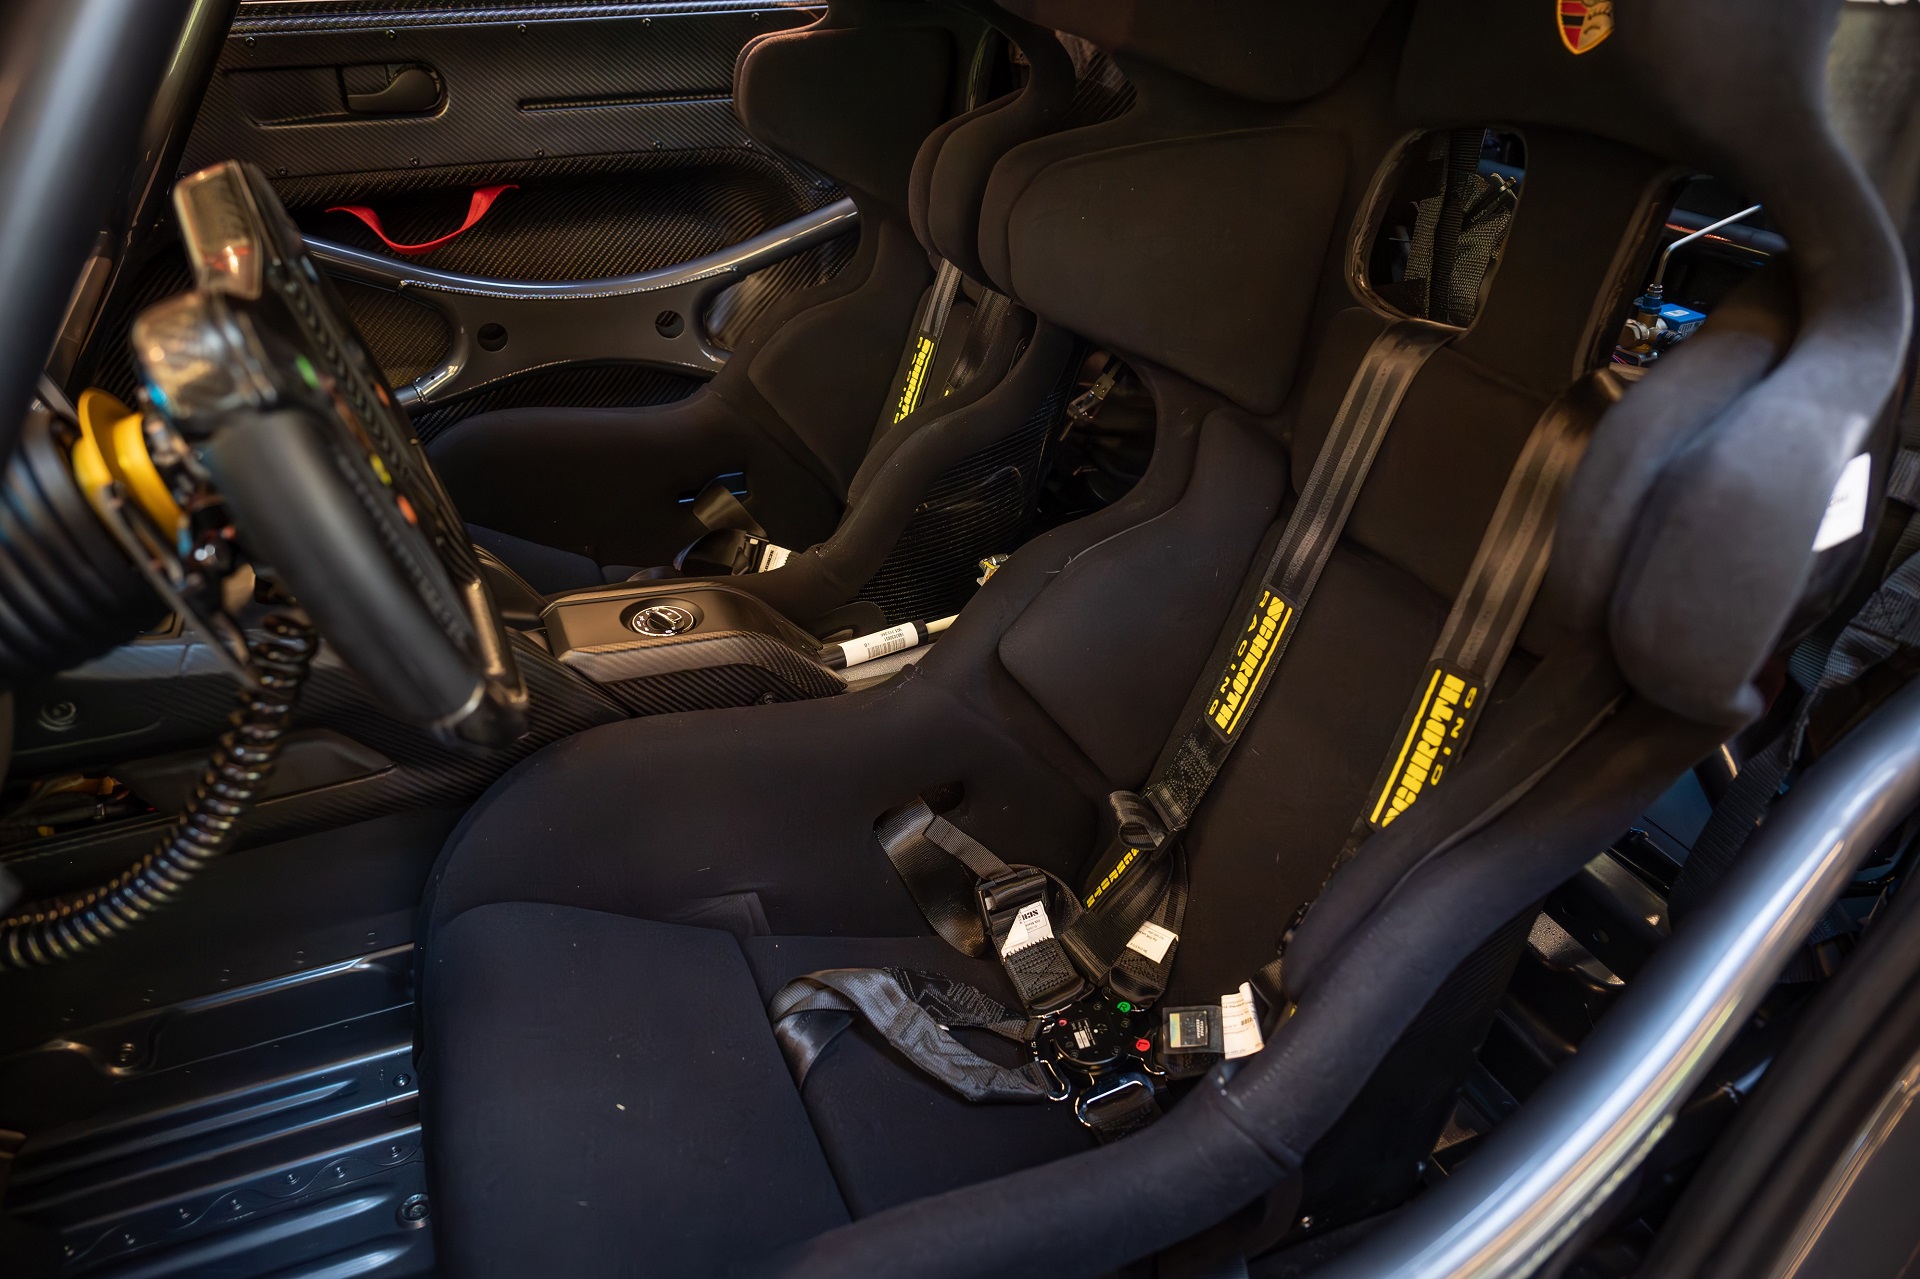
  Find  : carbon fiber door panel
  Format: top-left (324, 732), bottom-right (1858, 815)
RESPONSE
top-left (183, 3), bottom-right (822, 179)
top-left (119, 1), bottom-right (854, 414)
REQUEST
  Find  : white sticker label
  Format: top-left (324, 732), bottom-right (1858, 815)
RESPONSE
top-left (1812, 452), bottom-right (1872, 552)
top-left (999, 899), bottom-right (1055, 957)
top-left (757, 542), bottom-right (793, 572)
top-left (839, 623), bottom-right (920, 669)
top-left (1221, 982), bottom-right (1265, 1060)
top-left (1073, 1027), bottom-right (1093, 1050)
top-left (1125, 920), bottom-right (1178, 964)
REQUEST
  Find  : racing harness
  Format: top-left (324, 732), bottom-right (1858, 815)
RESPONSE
top-left (769, 319), bottom-right (1624, 1140)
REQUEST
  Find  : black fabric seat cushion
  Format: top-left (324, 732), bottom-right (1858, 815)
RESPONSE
top-left (424, 903), bottom-right (848, 1276)
top-left (740, 935), bottom-right (1095, 1217)
top-left (425, 903), bottom-right (1092, 1274)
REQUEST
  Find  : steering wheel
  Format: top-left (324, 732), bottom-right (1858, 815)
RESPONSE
top-left (130, 161), bottom-right (527, 746)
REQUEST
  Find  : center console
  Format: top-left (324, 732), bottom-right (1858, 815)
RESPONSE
top-left (540, 580), bottom-right (850, 715)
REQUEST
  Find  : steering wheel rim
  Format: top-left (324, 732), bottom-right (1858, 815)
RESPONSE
top-left (131, 161), bottom-right (528, 746)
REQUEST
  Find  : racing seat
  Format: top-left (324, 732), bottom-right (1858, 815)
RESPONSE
top-left (416, 0), bottom-right (1910, 1274)
top-left (433, 1), bottom-right (1122, 626)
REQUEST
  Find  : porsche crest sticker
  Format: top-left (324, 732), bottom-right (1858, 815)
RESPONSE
top-left (1557, 0), bottom-right (1614, 55)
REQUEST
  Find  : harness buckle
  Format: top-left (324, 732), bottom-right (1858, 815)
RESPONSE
top-left (1029, 993), bottom-right (1165, 1137)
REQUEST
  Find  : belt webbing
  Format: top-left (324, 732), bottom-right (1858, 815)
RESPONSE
top-left (891, 259), bottom-right (966, 423)
top-left (871, 320), bottom-right (1451, 1013)
top-left (1355, 371), bottom-right (1619, 840)
top-left (769, 967), bottom-right (1053, 1102)
top-left (1141, 321), bottom-right (1454, 830)
top-left (1059, 320), bottom-right (1453, 1003)
top-left (942, 289), bottom-right (1015, 397)
top-left (877, 798), bottom-right (1091, 1011)
top-left (1243, 373), bottom-right (1623, 1002)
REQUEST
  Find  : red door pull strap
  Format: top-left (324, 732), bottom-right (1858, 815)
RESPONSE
top-left (327, 184), bottom-right (517, 255)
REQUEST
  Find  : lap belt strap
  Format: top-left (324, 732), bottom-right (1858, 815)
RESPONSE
top-left (676, 480), bottom-right (795, 575)
top-left (877, 799), bottom-right (1091, 1011)
top-left (769, 968), bottom-right (1053, 1102)
top-left (768, 968), bottom-right (1163, 1140)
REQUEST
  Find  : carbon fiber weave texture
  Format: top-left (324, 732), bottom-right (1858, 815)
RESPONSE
top-left (232, 2), bottom-right (823, 33)
top-left (855, 357), bottom-right (1077, 624)
top-left (408, 362), bottom-right (701, 443)
top-left (184, 7), bottom-right (816, 179)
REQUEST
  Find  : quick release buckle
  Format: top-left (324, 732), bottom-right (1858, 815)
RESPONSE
top-left (1029, 993), bottom-right (1164, 1133)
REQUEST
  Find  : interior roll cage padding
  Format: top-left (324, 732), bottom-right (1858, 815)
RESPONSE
top-left (304, 197), bottom-right (859, 404)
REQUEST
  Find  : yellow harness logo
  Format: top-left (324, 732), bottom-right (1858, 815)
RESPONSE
top-left (893, 336), bottom-right (936, 423)
top-left (1371, 669), bottom-right (1478, 828)
top-left (1205, 591), bottom-right (1293, 739)
top-left (1084, 847), bottom-right (1141, 909)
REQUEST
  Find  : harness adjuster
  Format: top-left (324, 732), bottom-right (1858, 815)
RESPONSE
top-left (1107, 790), bottom-right (1171, 852)
top-left (976, 866), bottom-right (1050, 923)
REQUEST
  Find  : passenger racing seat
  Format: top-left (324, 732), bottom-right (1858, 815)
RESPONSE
top-left (433, 0), bottom-right (1121, 627)
top-left (415, 0), bottom-right (1911, 1273)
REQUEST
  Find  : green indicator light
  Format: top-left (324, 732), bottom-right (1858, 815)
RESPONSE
top-left (294, 355), bottom-right (321, 389)
top-left (1116, 1001), bottom-right (1132, 1013)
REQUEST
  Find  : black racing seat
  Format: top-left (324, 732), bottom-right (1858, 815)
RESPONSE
top-left (433, 3), bottom-right (1128, 627)
top-left (415, 0), bottom-right (1910, 1274)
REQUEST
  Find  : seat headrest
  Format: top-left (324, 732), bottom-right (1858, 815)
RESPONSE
top-left (976, 1), bottom-right (1409, 413)
top-left (1000, 0), bottom-right (1396, 103)
top-left (734, 5), bottom-right (966, 218)
top-left (907, 9), bottom-right (1080, 282)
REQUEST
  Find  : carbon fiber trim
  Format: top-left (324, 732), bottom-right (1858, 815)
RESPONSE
top-left (599, 662), bottom-right (823, 715)
top-left (234, 2), bottom-right (824, 32)
top-left (708, 228), bottom-right (857, 350)
top-left (77, 157), bottom-right (849, 429)
top-left (408, 360), bottom-right (700, 442)
top-left (182, 8), bottom-right (815, 180)
top-left (557, 627), bottom-right (844, 698)
top-left (70, 250), bottom-right (195, 405)
top-left (332, 279), bottom-right (451, 385)
top-left (294, 157), bottom-right (834, 280)
top-left (855, 356), bottom-right (1077, 623)
top-left (270, 146), bottom-right (833, 214)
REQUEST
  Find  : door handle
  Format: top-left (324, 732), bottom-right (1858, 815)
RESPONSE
top-left (342, 64), bottom-right (442, 115)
